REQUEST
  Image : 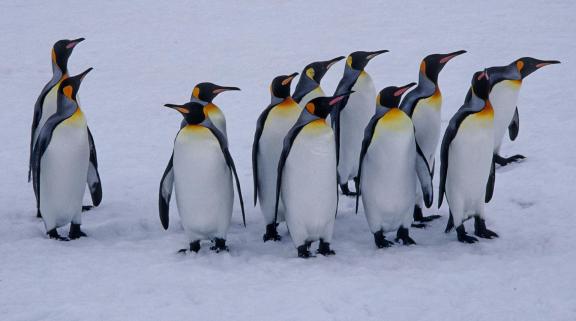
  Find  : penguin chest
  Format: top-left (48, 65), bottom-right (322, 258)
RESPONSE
top-left (173, 126), bottom-right (233, 238)
top-left (361, 111), bottom-right (417, 230)
top-left (298, 86), bottom-right (325, 108)
top-left (339, 72), bottom-right (376, 179)
top-left (205, 103), bottom-right (227, 137)
top-left (282, 121), bottom-right (337, 240)
top-left (446, 112), bottom-right (494, 208)
top-left (490, 80), bottom-right (522, 150)
top-left (411, 91), bottom-right (442, 163)
top-left (40, 110), bottom-right (89, 228)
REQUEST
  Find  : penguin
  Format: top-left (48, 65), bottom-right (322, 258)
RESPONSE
top-left (399, 50), bottom-right (466, 225)
top-left (292, 56), bottom-right (345, 106)
top-left (31, 68), bottom-right (98, 240)
top-left (331, 50), bottom-right (388, 196)
top-left (356, 83), bottom-right (433, 248)
top-left (159, 102), bottom-right (245, 253)
top-left (29, 38), bottom-right (102, 217)
top-left (438, 70), bottom-right (498, 243)
top-left (182, 82), bottom-right (241, 136)
top-left (481, 58), bottom-right (560, 166)
top-left (275, 92), bottom-right (352, 258)
top-left (252, 73), bottom-right (301, 242)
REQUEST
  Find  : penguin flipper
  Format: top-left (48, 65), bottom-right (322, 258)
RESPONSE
top-left (204, 120), bottom-right (246, 227)
top-left (159, 153), bottom-right (174, 230)
top-left (508, 106), bottom-right (520, 141)
top-left (86, 127), bottom-right (102, 207)
top-left (415, 141), bottom-right (434, 208)
top-left (485, 156), bottom-right (496, 203)
top-left (252, 104), bottom-right (275, 206)
top-left (399, 83), bottom-right (434, 117)
top-left (275, 110), bottom-right (318, 223)
top-left (355, 110), bottom-right (384, 213)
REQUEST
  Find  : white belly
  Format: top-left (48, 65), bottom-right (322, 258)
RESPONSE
top-left (40, 114), bottom-right (89, 231)
top-left (298, 86), bottom-right (325, 108)
top-left (360, 115), bottom-right (417, 233)
top-left (490, 80), bottom-right (521, 152)
top-left (33, 84), bottom-right (60, 147)
top-left (338, 72), bottom-right (375, 183)
top-left (173, 126), bottom-right (233, 241)
top-left (412, 96), bottom-right (442, 165)
top-left (257, 103), bottom-right (301, 223)
top-left (281, 122), bottom-right (337, 247)
top-left (446, 114), bottom-right (494, 225)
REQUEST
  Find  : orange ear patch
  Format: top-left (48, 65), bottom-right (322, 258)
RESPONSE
top-left (63, 85), bottom-right (73, 98)
top-left (192, 87), bottom-right (200, 98)
top-left (516, 60), bottom-right (524, 71)
top-left (305, 102), bottom-right (315, 114)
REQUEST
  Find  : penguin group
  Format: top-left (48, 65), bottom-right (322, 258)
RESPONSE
top-left (29, 39), bottom-right (560, 258)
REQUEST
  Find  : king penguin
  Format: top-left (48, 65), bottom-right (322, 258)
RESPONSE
top-left (31, 68), bottom-right (98, 240)
top-left (183, 82), bottom-right (241, 136)
top-left (356, 83), bottom-right (433, 248)
top-left (481, 57), bottom-right (560, 166)
top-left (399, 50), bottom-right (466, 225)
top-left (439, 70), bottom-right (498, 243)
top-left (275, 92), bottom-right (352, 258)
top-left (332, 50), bottom-right (388, 196)
top-left (252, 73), bottom-right (301, 242)
top-left (159, 102), bottom-right (245, 253)
top-left (292, 56), bottom-right (345, 107)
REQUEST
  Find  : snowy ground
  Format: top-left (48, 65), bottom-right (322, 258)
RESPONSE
top-left (1, 0), bottom-right (575, 320)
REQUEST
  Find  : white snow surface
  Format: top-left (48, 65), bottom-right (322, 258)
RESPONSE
top-left (1, 1), bottom-right (575, 320)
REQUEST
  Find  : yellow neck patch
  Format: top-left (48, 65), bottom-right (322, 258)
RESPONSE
top-left (303, 119), bottom-right (329, 134)
top-left (62, 108), bottom-right (85, 126)
top-left (204, 103), bottom-right (219, 116)
top-left (375, 108), bottom-right (411, 133)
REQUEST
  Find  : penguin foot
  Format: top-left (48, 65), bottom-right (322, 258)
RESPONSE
top-left (411, 223), bottom-right (427, 229)
top-left (413, 205), bottom-right (441, 223)
top-left (47, 229), bottom-right (69, 241)
top-left (474, 217), bottom-right (499, 239)
top-left (317, 240), bottom-right (335, 256)
top-left (178, 241), bottom-right (201, 254)
top-left (494, 154), bottom-right (526, 166)
top-left (339, 183), bottom-right (357, 196)
top-left (82, 205), bottom-right (94, 212)
top-left (456, 225), bottom-right (478, 244)
top-left (210, 238), bottom-right (229, 253)
top-left (374, 230), bottom-right (394, 249)
top-left (263, 223), bottom-right (281, 242)
top-left (68, 223), bottom-right (87, 240)
top-left (297, 241), bottom-right (313, 258)
top-left (395, 227), bottom-right (416, 245)
top-left (36, 209), bottom-right (42, 218)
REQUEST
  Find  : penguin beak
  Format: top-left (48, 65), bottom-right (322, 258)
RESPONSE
top-left (78, 67), bottom-right (93, 81)
top-left (328, 91), bottom-right (355, 106)
top-left (66, 38), bottom-right (85, 49)
top-left (282, 73), bottom-right (299, 86)
top-left (366, 50), bottom-right (389, 60)
top-left (439, 50), bottom-right (467, 64)
top-left (213, 86), bottom-right (241, 94)
top-left (164, 103), bottom-right (190, 114)
top-left (324, 56), bottom-right (346, 69)
top-left (394, 83), bottom-right (417, 97)
top-left (535, 59), bottom-right (561, 68)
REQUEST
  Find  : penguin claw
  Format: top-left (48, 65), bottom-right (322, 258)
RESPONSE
top-left (411, 223), bottom-right (427, 229)
top-left (317, 241), bottom-right (335, 256)
top-left (456, 224), bottom-right (478, 244)
top-left (395, 227), bottom-right (416, 245)
top-left (474, 217), bottom-right (499, 239)
top-left (297, 242), bottom-right (314, 258)
top-left (68, 224), bottom-right (87, 240)
top-left (47, 229), bottom-right (69, 241)
top-left (82, 205), bottom-right (94, 212)
top-left (417, 215), bottom-right (442, 222)
top-left (494, 154), bottom-right (526, 166)
top-left (263, 224), bottom-right (282, 242)
top-left (374, 231), bottom-right (394, 249)
top-left (210, 238), bottom-right (228, 253)
top-left (177, 249), bottom-right (188, 254)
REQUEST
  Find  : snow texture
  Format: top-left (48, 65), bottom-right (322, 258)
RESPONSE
top-left (1, 0), bottom-right (575, 320)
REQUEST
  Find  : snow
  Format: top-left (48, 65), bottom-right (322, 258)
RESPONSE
top-left (1, 0), bottom-right (575, 320)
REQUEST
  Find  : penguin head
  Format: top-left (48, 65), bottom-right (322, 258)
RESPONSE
top-left (270, 73), bottom-right (298, 100)
top-left (513, 57), bottom-right (560, 79)
top-left (346, 50), bottom-right (388, 71)
top-left (52, 38), bottom-right (85, 74)
top-left (303, 56), bottom-right (346, 84)
top-left (420, 50), bottom-right (466, 83)
top-left (191, 82), bottom-right (240, 103)
top-left (58, 67), bottom-right (92, 101)
top-left (471, 70), bottom-right (491, 100)
top-left (305, 92), bottom-right (354, 119)
top-left (377, 83), bottom-right (417, 108)
top-left (164, 102), bottom-right (206, 125)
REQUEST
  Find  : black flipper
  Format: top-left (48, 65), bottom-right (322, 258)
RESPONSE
top-left (508, 106), bottom-right (520, 141)
top-left (399, 79), bottom-right (436, 117)
top-left (415, 140), bottom-right (433, 208)
top-left (275, 110), bottom-right (320, 223)
top-left (485, 156), bottom-right (496, 203)
top-left (158, 153), bottom-right (174, 230)
top-left (331, 68), bottom-right (361, 165)
top-left (86, 127), bottom-right (102, 207)
top-left (252, 103), bottom-right (276, 206)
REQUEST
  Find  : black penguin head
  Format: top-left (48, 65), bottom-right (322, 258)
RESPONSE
top-left (305, 92), bottom-right (354, 118)
top-left (377, 83), bottom-right (416, 108)
top-left (164, 102), bottom-right (206, 124)
top-left (346, 50), bottom-right (388, 71)
top-left (303, 56), bottom-right (345, 83)
top-left (471, 70), bottom-right (491, 101)
top-left (58, 67), bottom-right (92, 101)
top-left (270, 73), bottom-right (298, 100)
top-left (52, 38), bottom-right (85, 74)
top-left (420, 50), bottom-right (466, 83)
top-left (513, 57), bottom-right (560, 79)
top-left (191, 82), bottom-right (240, 103)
